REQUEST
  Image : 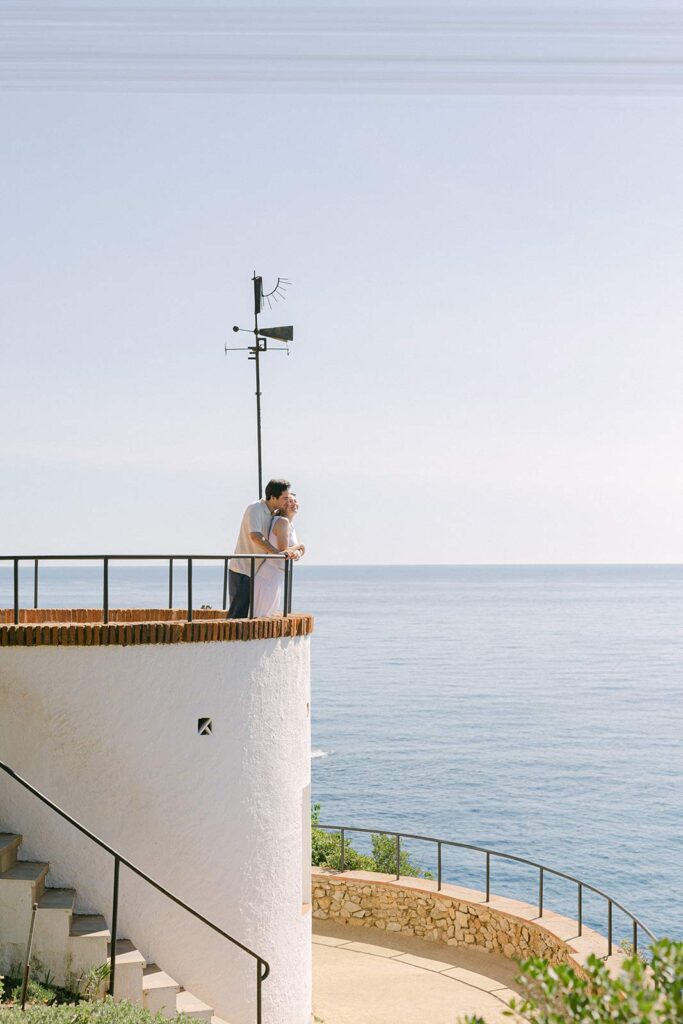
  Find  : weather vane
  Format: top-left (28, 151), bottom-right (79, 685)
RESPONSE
top-left (225, 271), bottom-right (293, 499)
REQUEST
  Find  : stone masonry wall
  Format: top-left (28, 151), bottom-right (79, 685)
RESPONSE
top-left (312, 871), bottom-right (590, 971)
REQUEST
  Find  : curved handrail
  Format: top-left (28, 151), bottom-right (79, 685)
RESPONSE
top-left (0, 760), bottom-right (270, 1017)
top-left (0, 552), bottom-right (296, 624)
top-left (316, 821), bottom-right (657, 953)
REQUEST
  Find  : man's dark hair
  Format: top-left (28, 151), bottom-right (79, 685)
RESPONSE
top-left (265, 478), bottom-right (291, 500)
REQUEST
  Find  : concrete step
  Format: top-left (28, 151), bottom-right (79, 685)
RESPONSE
top-left (176, 990), bottom-right (214, 1021)
top-left (143, 963), bottom-right (181, 1018)
top-left (109, 939), bottom-right (146, 1006)
top-left (0, 833), bottom-right (22, 874)
top-left (34, 888), bottom-right (77, 949)
top-left (0, 861), bottom-right (50, 943)
top-left (38, 887), bottom-right (76, 912)
top-left (67, 914), bottom-right (110, 982)
top-left (0, 859), bottom-right (49, 890)
top-left (70, 913), bottom-right (110, 940)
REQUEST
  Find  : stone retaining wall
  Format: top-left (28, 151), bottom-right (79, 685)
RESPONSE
top-left (312, 870), bottom-right (604, 973)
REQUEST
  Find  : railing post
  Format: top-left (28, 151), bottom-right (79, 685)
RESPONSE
top-left (633, 919), bottom-right (638, 955)
top-left (395, 834), bottom-right (401, 880)
top-left (578, 883), bottom-right (583, 936)
top-left (222, 558), bottom-right (228, 611)
top-left (168, 558), bottom-right (174, 609)
top-left (283, 558), bottom-right (290, 617)
top-left (33, 558), bottom-right (39, 610)
top-left (287, 558), bottom-right (294, 614)
top-left (20, 901), bottom-right (38, 1010)
top-left (485, 852), bottom-right (491, 902)
top-left (108, 855), bottom-right (120, 996)
top-left (340, 828), bottom-right (345, 873)
top-left (437, 841), bottom-right (442, 891)
top-left (249, 558), bottom-right (255, 618)
top-left (103, 558), bottom-right (109, 625)
top-left (256, 958), bottom-right (263, 1024)
top-left (608, 900), bottom-right (613, 956)
top-left (187, 558), bottom-right (193, 623)
top-left (538, 866), bottom-right (544, 917)
top-left (13, 558), bottom-right (19, 625)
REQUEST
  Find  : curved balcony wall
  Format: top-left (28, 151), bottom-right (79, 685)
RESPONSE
top-left (311, 870), bottom-right (620, 975)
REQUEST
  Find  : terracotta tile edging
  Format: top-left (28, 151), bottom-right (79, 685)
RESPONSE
top-left (0, 612), bottom-right (314, 646)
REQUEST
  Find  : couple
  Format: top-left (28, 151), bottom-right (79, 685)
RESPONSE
top-left (228, 478), bottom-right (305, 618)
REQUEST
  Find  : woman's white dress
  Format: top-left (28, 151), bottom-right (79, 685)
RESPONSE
top-left (253, 518), bottom-right (297, 616)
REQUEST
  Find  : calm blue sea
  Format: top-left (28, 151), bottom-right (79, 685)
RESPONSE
top-left (2, 563), bottom-right (681, 940)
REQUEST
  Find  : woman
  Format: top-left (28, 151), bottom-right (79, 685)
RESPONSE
top-left (253, 494), bottom-right (305, 616)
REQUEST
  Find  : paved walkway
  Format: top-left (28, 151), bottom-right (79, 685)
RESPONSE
top-left (313, 920), bottom-right (525, 1024)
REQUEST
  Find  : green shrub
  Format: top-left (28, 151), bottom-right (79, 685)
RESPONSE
top-left (0, 997), bottom-right (189, 1023)
top-left (1, 969), bottom-right (79, 1008)
top-left (462, 938), bottom-right (683, 1024)
top-left (311, 804), bottom-right (427, 877)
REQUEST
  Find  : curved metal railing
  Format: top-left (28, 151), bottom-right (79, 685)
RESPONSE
top-left (315, 822), bottom-right (657, 954)
top-left (0, 760), bottom-right (270, 1022)
top-left (0, 552), bottom-right (295, 625)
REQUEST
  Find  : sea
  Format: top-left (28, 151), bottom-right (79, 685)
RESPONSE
top-left (2, 562), bottom-right (681, 941)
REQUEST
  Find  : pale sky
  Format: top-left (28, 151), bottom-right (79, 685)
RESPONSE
top-left (2, 24), bottom-right (682, 563)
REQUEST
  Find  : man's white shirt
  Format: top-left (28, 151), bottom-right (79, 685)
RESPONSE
top-left (231, 500), bottom-right (274, 576)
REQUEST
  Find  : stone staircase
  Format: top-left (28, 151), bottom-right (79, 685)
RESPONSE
top-left (0, 832), bottom-right (226, 1021)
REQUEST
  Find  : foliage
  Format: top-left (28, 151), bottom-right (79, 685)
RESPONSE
top-left (8, 978), bottom-right (60, 1006)
top-left (1, 968), bottom-right (78, 1008)
top-left (461, 938), bottom-right (683, 1024)
top-left (0, 996), bottom-right (189, 1022)
top-left (369, 832), bottom-right (423, 878)
top-left (78, 962), bottom-right (111, 1001)
top-left (311, 803), bottom-right (427, 878)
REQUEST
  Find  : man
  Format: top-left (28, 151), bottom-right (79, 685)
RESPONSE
top-left (228, 479), bottom-right (297, 618)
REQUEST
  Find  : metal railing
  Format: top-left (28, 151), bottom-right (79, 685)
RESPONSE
top-left (0, 554), bottom-right (295, 625)
top-left (316, 823), bottom-right (657, 955)
top-left (0, 759), bottom-right (270, 1022)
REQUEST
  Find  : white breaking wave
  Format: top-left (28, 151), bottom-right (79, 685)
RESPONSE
top-left (311, 749), bottom-right (329, 760)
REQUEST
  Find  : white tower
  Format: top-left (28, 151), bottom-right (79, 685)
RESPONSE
top-left (0, 610), bottom-right (314, 1024)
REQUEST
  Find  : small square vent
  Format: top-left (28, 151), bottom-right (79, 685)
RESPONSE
top-left (198, 717), bottom-right (213, 736)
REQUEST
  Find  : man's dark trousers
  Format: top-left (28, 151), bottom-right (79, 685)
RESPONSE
top-left (228, 570), bottom-right (251, 618)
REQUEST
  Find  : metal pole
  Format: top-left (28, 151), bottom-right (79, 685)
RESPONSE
top-left (632, 919), bottom-right (638, 955)
top-left (283, 559), bottom-right (289, 616)
top-left (33, 558), bottom-right (39, 609)
top-left (253, 274), bottom-right (263, 500)
top-left (485, 852), bottom-right (491, 902)
top-left (13, 557), bottom-right (19, 625)
top-left (608, 900), bottom-right (613, 956)
top-left (287, 559), bottom-right (294, 614)
top-left (578, 883), bottom-right (583, 936)
top-left (108, 856), bottom-right (120, 996)
top-left (187, 558), bottom-right (193, 623)
top-left (222, 558), bottom-right (228, 611)
top-left (538, 867), bottom-right (544, 917)
top-left (168, 557), bottom-right (174, 609)
top-left (340, 828), bottom-right (345, 872)
top-left (256, 959), bottom-right (263, 1024)
top-left (437, 841), bottom-right (442, 891)
top-left (20, 902), bottom-right (39, 1010)
top-left (249, 558), bottom-right (255, 618)
top-left (395, 834), bottom-right (401, 880)
top-left (103, 558), bottom-right (109, 625)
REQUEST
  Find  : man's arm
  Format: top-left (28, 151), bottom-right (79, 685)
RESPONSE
top-left (248, 531), bottom-right (295, 558)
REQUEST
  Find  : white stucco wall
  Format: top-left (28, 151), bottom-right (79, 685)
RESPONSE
top-left (0, 635), bottom-right (312, 1024)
